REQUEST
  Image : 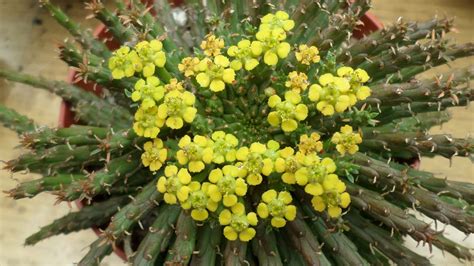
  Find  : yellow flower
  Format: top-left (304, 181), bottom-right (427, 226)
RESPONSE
top-left (295, 44), bottom-right (320, 65)
top-left (311, 175), bottom-right (350, 218)
top-left (274, 147), bottom-right (305, 184)
top-left (176, 135), bottom-right (213, 173)
top-left (227, 39), bottom-right (263, 71)
top-left (200, 34), bottom-right (225, 57)
top-left (157, 90), bottom-right (197, 129)
top-left (295, 155), bottom-right (338, 196)
top-left (210, 131), bottom-right (239, 164)
top-left (164, 78), bottom-right (185, 92)
top-left (180, 181), bottom-right (218, 221)
top-left (257, 189), bottom-right (296, 228)
top-left (178, 57), bottom-right (200, 77)
top-left (267, 91), bottom-right (308, 132)
top-left (135, 40), bottom-right (166, 77)
top-left (298, 133), bottom-right (323, 155)
top-left (108, 46), bottom-right (142, 79)
top-left (331, 125), bottom-right (362, 155)
top-left (219, 203), bottom-right (258, 242)
top-left (207, 165), bottom-right (248, 207)
top-left (308, 73), bottom-right (351, 116)
top-left (285, 71), bottom-right (309, 93)
top-left (337, 67), bottom-right (370, 83)
top-left (131, 76), bottom-right (164, 109)
top-left (337, 66), bottom-right (371, 105)
top-left (235, 142), bottom-right (274, 185)
top-left (260, 11), bottom-right (295, 34)
top-left (141, 138), bottom-right (167, 171)
top-left (195, 56), bottom-right (236, 92)
top-left (133, 106), bottom-right (165, 138)
top-left (256, 29), bottom-right (291, 66)
top-left (156, 165), bottom-right (192, 204)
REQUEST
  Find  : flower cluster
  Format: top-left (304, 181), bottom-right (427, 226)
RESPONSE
top-left (110, 40), bottom-right (198, 172)
top-left (256, 11), bottom-right (293, 65)
top-left (295, 45), bottom-right (320, 65)
top-left (331, 125), bottom-right (363, 155)
top-left (179, 35), bottom-right (236, 92)
top-left (267, 91), bottom-right (308, 132)
top-left (308, 67), bottom-right (371, 116)
top-left (108, 10), bottom-right (372, 243)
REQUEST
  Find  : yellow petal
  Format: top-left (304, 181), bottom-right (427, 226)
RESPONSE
top-left (183, 107), bottom-right (197, 123)
top-left (214, 55), bottom-right (230, 67)
top-left (328, 206), bottom-right (342, 218)
top-left (166, 116), bottom-right (184, 129)
top-left (239, 228), bottom-right (256, 242)
top-left (231, 202), bottom-right (245, 215)
top-left (247, 174), bottom-right (262, 185)
top-left (250, 41), bottom-right (263, 56)
top-left (209, 169), bottom-right (223, 183)
top-left (244, 59), bottom-right (259, 71)
top-left (271, 217), bottom-right (287, 228)
top-left (234, 178), bottom-right (248, 196)
top-left (250, 142), bottom-right (266, 153)
top-left (177, 186), bottom-right (190, 202)
top-left (311, 196), bottom-right (326, 212)
top-left (223, 194), bottom-right (238, 207)
top-left (196, 73), bottom-right (210, 87)
top-left (285, 205), bottom-right (297, 221)
top-left (295, 168), bottom-right (308, 185)
top-left (319, 73), bottom-right (333, 86)
top-left (277, 42), bottom-right (291, 58)
top-left (262, 189), bottom-right (277, 203)
top-left (230, 60), bottom-right (242, 70)
top-left (305, 183), bottom-right (324, 196)
top-left (257, 203), bottom-right (269, 218)
top-left (281, 119), bottom-right (298, 132)
top-left (264, 51), bottom-right (278, 66)
top-left (282, 173), bottom-right (296, 184)
top-left (191, 209), bottom-right (209, 221)
top-left (210, 79), bottom-right (225, 92)
top-left (262, 158), bottom-right (273, 176)
top-left (189, 160), bottom-right (205, 172)
top-left (165, 165), bottom-right (178, 176)
top-left (247, 212), bottom-right (258, 225)
top-left (278, 191), bottom-right (293, 204)
top-left (340, 192), bottom-right (351, 208)
top-left (219, 209), bottom-right (232, 225)
top-left (268, 95), bottom-right (281, 108)
top-left (295, 104), bottom-right (308, 121)
top-left (164, 193), bottom-right (177, 204)
top-left (222, 69), bottom-right (236, 83)
top-left (178, 168), bottom-right (191, 184)
top-left (223, 226), bottom-right (238, 240)
top-left (274, 158), bottom-right (286, 173)
top-left (157, 176), bottom-right (167, 192)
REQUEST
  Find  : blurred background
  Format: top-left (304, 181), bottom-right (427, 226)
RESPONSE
top-left (0, 0), bottom-right (472, 265)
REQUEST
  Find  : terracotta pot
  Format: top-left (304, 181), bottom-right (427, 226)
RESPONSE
top-left (60, 5), bottom-right (384, 262)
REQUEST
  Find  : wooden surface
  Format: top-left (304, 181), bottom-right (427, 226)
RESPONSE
top-left (0, 0), bottom-right (472, 265)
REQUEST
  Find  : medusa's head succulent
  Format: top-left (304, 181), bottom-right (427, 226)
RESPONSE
top-left (1, 0), bottom-right (473, 265)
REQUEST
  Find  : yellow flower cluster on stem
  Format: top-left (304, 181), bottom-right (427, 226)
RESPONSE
top-left (308, 66), bottom-right (371, 116)
top-left (267, 91), bottom-right (308, 132)
top-left (331, 125), bottom-right (362, 155)
top-left (256, 11), bottom-right (293, 66)
top-left (257, 189), bottom-right (296, 228)
top-left (295, 45), bottom-right (320, 65)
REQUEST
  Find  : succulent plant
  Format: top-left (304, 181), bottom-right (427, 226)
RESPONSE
top-left (1, 0), bottom-right (473, 265)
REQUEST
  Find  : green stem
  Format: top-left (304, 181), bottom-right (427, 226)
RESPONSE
top-left (25, 196), bottom-right (130, 245)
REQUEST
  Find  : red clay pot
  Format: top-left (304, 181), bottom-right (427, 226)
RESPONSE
top-left (60, 5), bottom-right (384, 262)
